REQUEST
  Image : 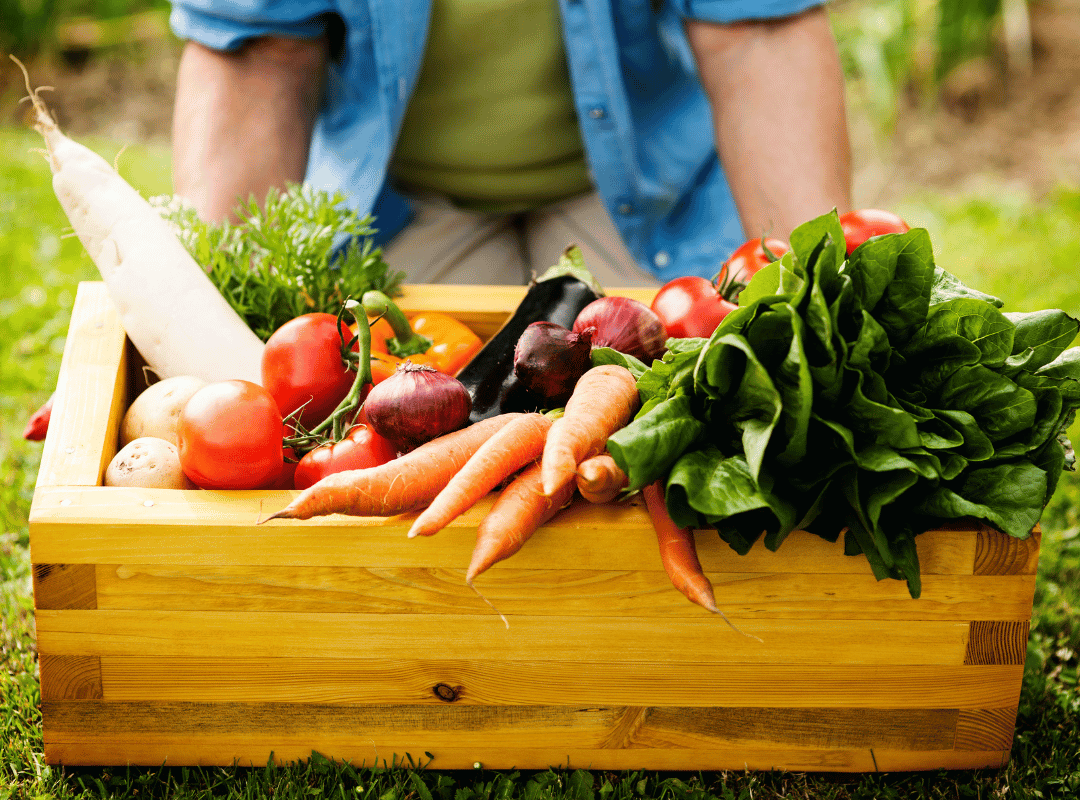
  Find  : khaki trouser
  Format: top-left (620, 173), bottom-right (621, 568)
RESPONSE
top-left (382, 191), bottom-right (662, 288)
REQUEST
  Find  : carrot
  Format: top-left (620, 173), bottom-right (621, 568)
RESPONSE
top-left (466, 460), bottom-right (576, 585)
top-left (407, 412), bottom-right (554, 538)
top-left (262, 413), bottom-right (523, 521)
top-left (575, 453), bottom-right (628, 504)
top-left (642, 479), bottom-right (761, 640)
top-left (540, 364), bottom-right (639, 497)
top-left (13, 57), bottom-right (264, 386)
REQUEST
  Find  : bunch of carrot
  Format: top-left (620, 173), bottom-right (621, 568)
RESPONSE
top-left (266, 364), bottom-right (639, 586)
top-left (265, 362), bottom-right (742, 628)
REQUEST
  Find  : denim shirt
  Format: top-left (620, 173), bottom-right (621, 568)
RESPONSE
top-left (170, 0), bottom-right (821, 281)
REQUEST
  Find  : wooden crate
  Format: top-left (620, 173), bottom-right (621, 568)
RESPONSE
top-left (29, 281), bottom-right (1039, 772)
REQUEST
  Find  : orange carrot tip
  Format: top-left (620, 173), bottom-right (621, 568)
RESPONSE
top-left (709, 601), bottom-right (764, 642)
top-left (467, 581), bottom-right (509, 629)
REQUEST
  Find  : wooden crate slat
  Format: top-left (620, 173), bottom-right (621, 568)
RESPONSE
top-left (33, 564), bottom-right (98, 610)
top-left (954, 708), bottom-right (1020, 752)
top-left (41, 739), bottom-right (1013, 772)
top-left (33, 282), bottom-right (127, 491)
top-left (964, 620), bottom-right (1031, 666)
top-left (36, 609), bottom-right (972, 664)
top-left (93, 657), bottom-right (1023, 708)
top-left (91, 563), bottom-right (1036, 621)
top-left (38, 656), bottom-right (103, 701)
top-left (974, 527), bottom-right (1041, 575)
top-left (394, 284), bottom-right (656, 341)
top-left (40, 701), bottom-right (961, 753)
top-left (29, 485), bottom-right (986, 574)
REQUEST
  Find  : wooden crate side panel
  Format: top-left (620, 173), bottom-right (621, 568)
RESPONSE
top-left (39, 738), bottom-right (1011, 772)
top-left (92, 657), bottom-right (1024, 709)
top-left (394, 285), bottom-right (657, 342)
top-left (38, 655), bottom-right (103, 701)
top-left (954, 708), bottom-right (1019, 752)
top-left (33, 282), bottom-right (127, 492)
top-left (39, 700), bottom-right (1013, 771)
top-left (40, 701), bottom-right (960, 751)
top-left (965, 620), bottom-right (1031, 666)
top-left (28, 486), bottom-right (988, 574)
top-left (35, 609), bottom-right (972, 664)
top-left (34, 564), bottom-right (97, 610)
top-left (90, 563), bottom-right (1037, 621)
top-left (974, 527), bottom-right (1041, 575)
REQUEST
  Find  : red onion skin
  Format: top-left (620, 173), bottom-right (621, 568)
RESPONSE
top-left (364, 362), bottom-right (472, 450)
top-left (513, 321), bottom-right (594, 405)
top-left (572, 296), bottom-right (666, 363)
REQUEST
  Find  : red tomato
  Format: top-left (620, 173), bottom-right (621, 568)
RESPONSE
top-left (262, 313), bottom-right (357, 427)
top-left (650, 275), bottom-right (738, 340)
top-left (715, 237), bottom-right (790, 288)
top-left (839, 209), bottom-right (910, 255)
top-left (177, 380), bottom-right (284, 490)
top-left (293, 424), bottom-right (398, 490)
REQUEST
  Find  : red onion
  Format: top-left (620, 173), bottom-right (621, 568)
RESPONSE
top-left (364, 361), bottom-right (472, 451)
top-left (513, 321), bottom-right (594, 405)
top-left (572, 296), bottom-right (666, 363)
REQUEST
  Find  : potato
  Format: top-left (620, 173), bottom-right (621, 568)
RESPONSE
top-left (121, 375), bottom-right (206, 447)
top-left (105, 437), bottom-right (197, 489)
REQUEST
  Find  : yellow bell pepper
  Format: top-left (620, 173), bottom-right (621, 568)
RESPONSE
top-left (364, 292), bottom-right (482, 376)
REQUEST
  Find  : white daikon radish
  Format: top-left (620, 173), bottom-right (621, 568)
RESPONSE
top-left (15, 57), bottom-right (264, 385)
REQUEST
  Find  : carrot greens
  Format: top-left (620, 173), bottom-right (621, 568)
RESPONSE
top-left (155, 184), bottom-right (404, 341)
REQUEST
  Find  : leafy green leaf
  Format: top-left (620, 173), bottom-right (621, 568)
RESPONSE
top-left (930, 265), bottom-right (1004, 307)
top-left (590, 347), bottom-right (647, 378)
top-left (1005, 309), bottom-right (1079, 372)
top-left (937, 365), bottom-right (1038, 442)
top-left (849, 228), bottom-right (936, 346)
top-left (606, 395), bottom-right (706, 492)
top-left (919, 461), bottom-right (1047, 538)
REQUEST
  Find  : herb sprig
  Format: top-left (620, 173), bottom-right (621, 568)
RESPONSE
top-left (155, 184), bottom-right (405, 341)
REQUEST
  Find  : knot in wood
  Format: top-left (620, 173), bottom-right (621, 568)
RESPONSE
top-left (432, 683), bottom-right (462, 702)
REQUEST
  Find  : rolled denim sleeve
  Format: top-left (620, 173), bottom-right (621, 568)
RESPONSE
top-left (668, 0), bottom-right (826, 24)
top-left (169, 0), bottom-right (334, 51)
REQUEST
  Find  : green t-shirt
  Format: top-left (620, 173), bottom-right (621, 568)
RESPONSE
top-left (389, 0), bottom-right (591, 212)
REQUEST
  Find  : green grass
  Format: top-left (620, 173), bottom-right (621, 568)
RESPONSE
top-left (2, 125), bottom-right (1080, 800)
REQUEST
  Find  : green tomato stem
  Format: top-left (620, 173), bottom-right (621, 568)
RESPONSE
top-left (361, 289), bottom-right (432, 358)
top-left (291, 300), bottom-right (374, 451)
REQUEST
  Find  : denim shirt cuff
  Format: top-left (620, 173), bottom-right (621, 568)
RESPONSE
top-left (670, 0), bottom-right (826, 24)
top-left (169, 3), bottom-right (329, 51)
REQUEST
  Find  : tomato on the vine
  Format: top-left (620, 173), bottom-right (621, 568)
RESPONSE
top-left (177, 380), bottom-right (284, 490)
top-left (839, 209), bottom-right (910, 255)
top-left (293, 424), bottom-right (398, 489)
top-left (650, 276), bottom-right (737, 339)
top-left (650, 236), bottom-right (788, 340)
top-left (715, 237), bottom-right (790, 288)
top-left (262, 313), bottom-right (356, 427)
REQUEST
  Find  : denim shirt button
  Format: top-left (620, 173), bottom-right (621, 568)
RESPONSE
top-left (617, 203), bottom-right (634, 215)
top-left (653, 250), bottom-right (670, 268)
top-left (588, 107), bottom-right (606, 119)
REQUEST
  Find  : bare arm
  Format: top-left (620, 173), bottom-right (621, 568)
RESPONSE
top-left (171, 35), bottom-right (328, 222)
top-left (685, 6), bottom-right (852, 241)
